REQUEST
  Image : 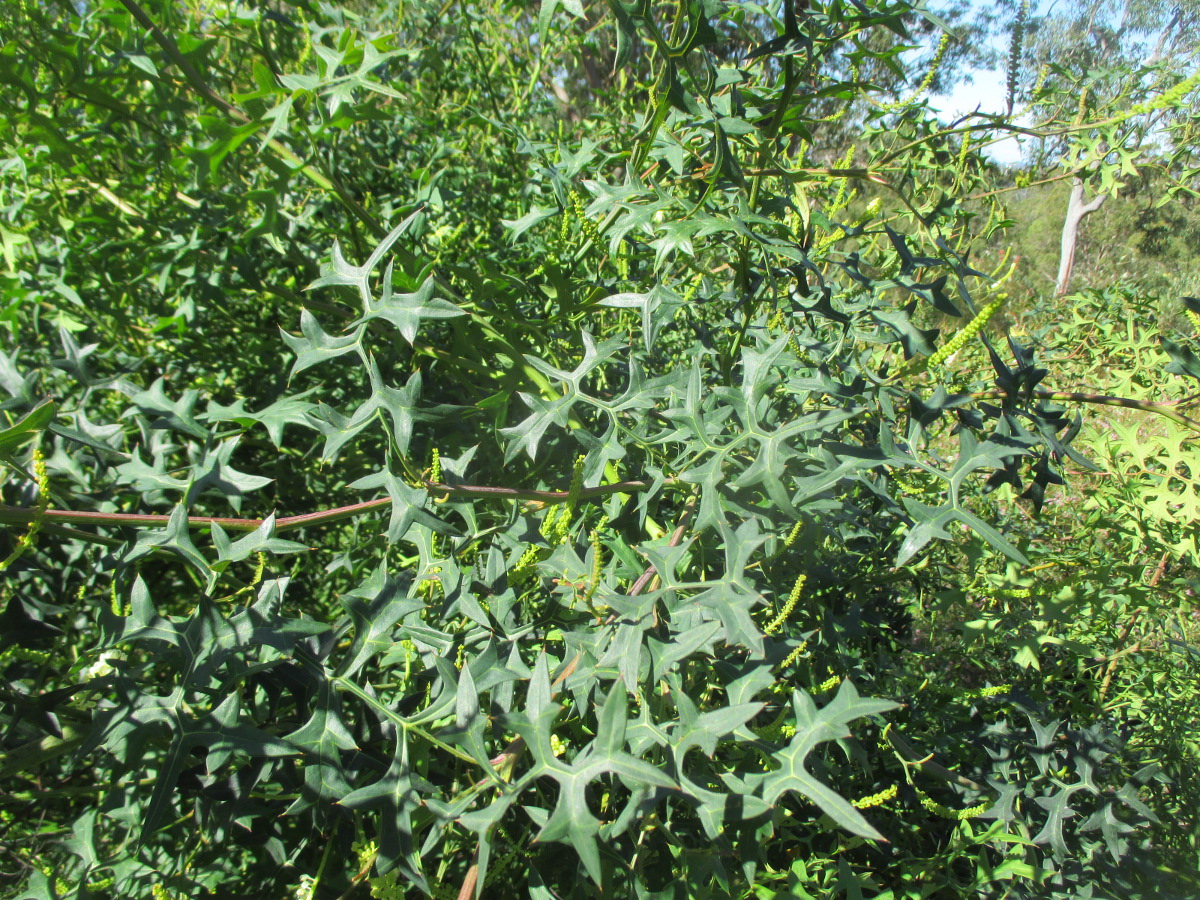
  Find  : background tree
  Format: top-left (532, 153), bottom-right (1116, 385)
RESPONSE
top-left (1015, 0), bottom-right (1200, 295)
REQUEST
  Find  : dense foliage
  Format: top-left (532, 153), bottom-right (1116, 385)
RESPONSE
top-left (1, 0), bottom-right (1198, 897)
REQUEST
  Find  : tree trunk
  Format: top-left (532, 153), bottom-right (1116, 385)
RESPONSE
top-left (1055, 178), bottom-right (1106, 297)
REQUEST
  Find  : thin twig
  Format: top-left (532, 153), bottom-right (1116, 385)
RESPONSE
top-left (0, 479), bottom-right (653, 538)
top-left (424, 479), bottom-right (651, 503)
top-left (970, 389), bottom-right (1200, 434)
top-left (1097, 551), bottom-right (1167, 703)
top-left (743, 166), bottom-right (891, 186)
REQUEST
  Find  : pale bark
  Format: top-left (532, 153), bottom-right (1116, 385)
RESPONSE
top-left (1055, 177), bottom-right (1107, 296)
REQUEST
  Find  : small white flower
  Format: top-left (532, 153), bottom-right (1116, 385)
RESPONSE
top-left (82, 651), bottom-right (122, 680)
top-left (292, 874), bottom-right (316, 900)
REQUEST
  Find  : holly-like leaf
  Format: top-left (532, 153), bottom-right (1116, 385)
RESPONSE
top-left (754, 681), bottom-right (897, 839)
top-left (503, 685), bottom-right (678, 885)
top-left (204, 389), bottom-right (319, 448)
top-left (336, 564), bottom-right (425, 678)
top-left (0, 397), bottom-right (55, 455)
top-left (209, 515), bottom-right (307, 569)
top-left (121, 504), bottom-right (213, 586)
top-left (95, 686), bottom-right (295, 843)
top-left (502, 204), bottom-right (558, 241)
top-left (123, 379), bottom-right (209, 440)
top-left (348, 465), bottom-right (447, 542)
top-left (284, 679), bottom-right (359, 811)
top-left (186, 438), bottom-right (273, 511)
top-left (338, 735), bottom-right (432, 887)
top-left (1162, 335), bottom-right (1200, 383)
top-left (356, 267), bottom-right (464, 344)
top-left (281, 310), bottom-right (364, 378)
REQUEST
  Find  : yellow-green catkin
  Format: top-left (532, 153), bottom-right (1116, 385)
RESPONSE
top-left (560, 200), bottom-right (572, 242)
top-left (1073, 84), bottom-right (1090, 126)
top-left (814, 197), bottom-right (881, 254)
top-left (570, 190), bottom-right (602, 247)
top-left (765, 574), bottom-right (806, 636)
top-left (818, 66), bottom-right (860, 122)
top-left (893, 470), bottom-right (926, 496)
top-left (0, 448), bottom-right (49, 573)
top-left (567, 454), bottom-right (585, 501)
top-left (1005, 0), bottom-right (1029, 112)
top-left (961, 683), bottom-right (1011, 700)
top-left (989, 252), bottom-right (1018, 289)
top-left (917, 788), bottom-right (991, 820)
top-left (829, 145), bottom-right (857, 215)
top-left (251, 551), bottom-right (266, 587)
top-left (853, 783), bottom-right (898, 809)
top-left (782, 520), bottom-right (803, 549)
top-left (295, 7), bottom-right (312, 67)
top-left (878, 32), bottom-right (951, 112)
top-left (859, 196), bottom-right (883, 221)
top-left (429, 447), bottom-right (442, 485)
top-left (1117, 68), bottom-right (1200, 123)
top-left (0, 645), bottom-right (50, 666)
top-left (544, 455), bottom-right (586, 545)
top-left (927, 295), bottom-right (1005, 370)
top-left (788, 332), bottom-right (804, 358)
top-left (510, 544), bottom-right (542, 586)
top-left (778, 638), bottom-right (809, 671)
top-left (616, 241), bottom-right (630, 279)
top-left (954, 131), bottom-right (973, 186)
top-left (428, 447), bottom-right (443, 554)
top-left (915, 32), bottom-right (951, 98)
top-left (539, 502), bottom-right (562, 541)
top-left (583, 518), bottom-right (607, 608)
top-left (816, 674), bottom-right (841, 693)
top-left (1032, 63), bottom-right (1050, 97)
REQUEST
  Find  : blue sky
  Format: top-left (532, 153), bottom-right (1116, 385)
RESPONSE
top-left (932, 74), bottom-right (1027, 165)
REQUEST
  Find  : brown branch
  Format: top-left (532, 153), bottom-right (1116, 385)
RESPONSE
top-left (743, 166), bottom-right (892, 187)
top-left (455, 863), bottom-right (479, 900)
top-left (1097, 551), bottom-right (1168, 703)
top-left (970, 389), bottom-right (1200, 434)
top-left (425, 479), bottom-right (650, 503)
top-left (966, 170), bottom-right (1076, 202)
top-left (0, 480), bottom-right (652, 539)
top-left (626, 491), bottom-right (698, 598)
top-left (114, 0), bottom-right (245, 120)
top-left (0, 498), bottom-right (390, 534)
